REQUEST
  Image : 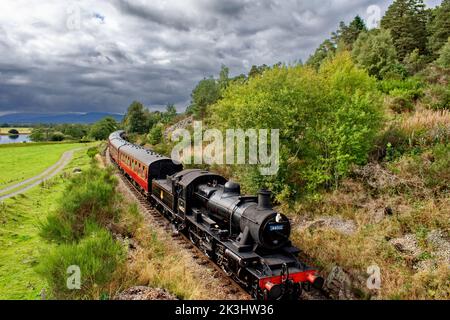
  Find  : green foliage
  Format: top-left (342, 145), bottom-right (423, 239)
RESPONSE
top-left (147, 124), bottom-right (163, 145)
top-left (404, 48), bottom-right (428, 75)
top-left (40, 166), bottom-right (119, 242)
top-left (436, 37), bottom-right (450, 68)
top-left (36, 223), bottom-right (125, 299)
top-left (386, 89), bottom-right (416, 113)
top-left (89, 117), bottom-right (119, 141)
top-left (189, 77), bottom-right (221, 119)
top-left (49, 132), bottom-right (65, 141)
top-left (86, 146), bottom-right (99, 159)
top-left (381, 0), bottom-right (429, 60)
top-left (378, 77), bottom-right (425, 95)
top-left (248, 64), bottom-right (270, 78)
top-left (335, 16), bottom-right (367, 51)
top-left (123, 101), bottom-right (149, 134)
top-left (29, 128), bottom-right (46, 142)
top-left (161, 104), bottom-right (177, 124)
top-left (306, 39), bottom-right (336, 70)
top-left (422, 84), bottom-right (450, 110)
top-left (428, 0), bottom-right (450, 57)
top-left (211, 52), bottom-right (382, 197)
top-left (352, 29), bottom-right (399, 79)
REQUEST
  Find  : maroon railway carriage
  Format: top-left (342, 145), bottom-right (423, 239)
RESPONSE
top-left (108, 131), bottom-right (182, 193)
top-left (118, 144), bottom-right (182, 193)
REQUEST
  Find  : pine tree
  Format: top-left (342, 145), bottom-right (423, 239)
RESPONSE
top-left (381, 0), bottom-right (429, 60)
top-left (340, 16), bottom-right (367, 50)
top-left (428, 0), bottom-right (450, 57)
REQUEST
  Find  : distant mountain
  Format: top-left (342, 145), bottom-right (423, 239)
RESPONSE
top-left (0, 112), bottom-right (124, 124)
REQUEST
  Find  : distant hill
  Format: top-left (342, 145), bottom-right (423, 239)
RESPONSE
top-left (0, 112), bottom-right (124, 125)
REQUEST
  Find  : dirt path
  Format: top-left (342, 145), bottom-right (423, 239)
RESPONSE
top-left (0, 148), bottom-right (83, 201)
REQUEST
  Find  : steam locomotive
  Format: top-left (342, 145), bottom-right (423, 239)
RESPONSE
top-left (109, 131), bottom-right (324, 300)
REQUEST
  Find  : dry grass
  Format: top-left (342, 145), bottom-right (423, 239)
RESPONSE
top-left (287, 157), bottom-right (450, 300)
top-left (292, 195), bottom-right (450, 299)
top-left (400, 109), bottom-right (450, 135)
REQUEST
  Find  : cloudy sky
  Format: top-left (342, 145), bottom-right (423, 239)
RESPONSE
top-left (0, 0), bottom-right (441, 115)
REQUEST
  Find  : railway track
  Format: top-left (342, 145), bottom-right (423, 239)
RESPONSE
top-left (105, 149), bottom-right (329, 301)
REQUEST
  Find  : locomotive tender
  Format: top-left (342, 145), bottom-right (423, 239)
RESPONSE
top-left (109, 131), bottom-right (324, 300)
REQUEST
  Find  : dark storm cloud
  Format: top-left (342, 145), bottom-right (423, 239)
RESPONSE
top-left (0, 0), bottom-right (440, 114)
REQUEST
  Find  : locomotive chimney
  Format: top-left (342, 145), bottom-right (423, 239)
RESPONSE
top-left (257, 189), bottom-right (272, 210)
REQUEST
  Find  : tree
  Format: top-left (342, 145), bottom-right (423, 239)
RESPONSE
top-left (189, 78), bottom-right (221, 119)
top-left (428, 0), bottom-right (450, 57)
top-left (436, 37), bottom-right (450, 68)
top-left (29, 128), bottom-right (46, 142)
top-left (336, 16), bottom-right (367, 51)
top-left (352, 29), bottom-right (399, 79)
top-left (211, 52), bottom-right (382, 196)
top-left (306, 39), bottom-right (336, 70)
top-left (162, 104), bottom-right (177, 124)
top-left (404, 48), bottom-right (428, 74)
top-left (89, 117), bottom-right (119, 140)
top-left (381, 0), bottom-right (429, 60)
top-left (219, 65), bottom-right (230, 90)
top-left (123, 101), bottom-right (149, 134)
top-left (147, 124), bottom-right (163, 145)
top-left (248, 64), bottom-right (269, 78)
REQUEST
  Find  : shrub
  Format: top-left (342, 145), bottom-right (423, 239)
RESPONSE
top-left (211, 52), bottom-right (382, 196)
top-left (49, 132), bottom-right (65, 141)
top-left (377, 78), bottom-right (424, 97)
top-left (87, 146), bottom-right (99, 159)
top-left (436, 38), bottom-right (450, 69)
top-left (36, 223), bottom-right (125, 299)
top-left (385, 89), bottom-right (415, 113)
top-left (147, 124), bottom-right (163, 145)
top-left (40, 167), bottom-right (119, 242)
top-left (422, 84), bottom-right (450, 110)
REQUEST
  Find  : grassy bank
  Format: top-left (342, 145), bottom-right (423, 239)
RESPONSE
top-left (0, 148), bottom-right (93, 299)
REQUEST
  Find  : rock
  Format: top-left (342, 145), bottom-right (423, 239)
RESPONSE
top-left (427, 230), bottom-right (450, 264)
top-left (389, 234), bottom-right (421, 257)
top-left (324, 266), bottom-right (355, 300)
top-left (163, 116), bottom-right (194, 140)
top-left (115, 286), bottom-right (177, 300)
top-left (302, 217), bottom-right (357, 236)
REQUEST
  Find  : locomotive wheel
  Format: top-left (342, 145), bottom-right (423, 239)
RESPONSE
top-left (188, 227), bottom-right (199, 246)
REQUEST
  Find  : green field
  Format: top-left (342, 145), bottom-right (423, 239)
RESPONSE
top-left (0, 148), bottom-right (94, 299)
top-left (0, 143), bottom-right (92, 190)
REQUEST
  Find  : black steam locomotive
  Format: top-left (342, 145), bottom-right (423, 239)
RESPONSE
top-left (109, 131), bottom-right (323, 300)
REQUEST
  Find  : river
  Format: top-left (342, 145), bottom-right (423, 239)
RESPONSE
top-left (0, 134), bottom-right (31, 144)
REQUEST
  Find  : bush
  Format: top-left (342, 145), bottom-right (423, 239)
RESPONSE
top-left (147, 124), bottom-right (163, 145)
top-left (40, 167), bottom-right (119, 242)
top-left (211, 52), bottom-right (382, 197)
top-left (422, 84), bottom-right (450, 110)
top-left (87, 146), bottom-right (99, 159)
top-left (49, 132), bottom-right (65, 141)
top-left (36, 223), bottom-right (125, 299)
top-left (386, 89), bottom-right (416, 113)
top-left (377, 78), bottom-right (424, 96)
